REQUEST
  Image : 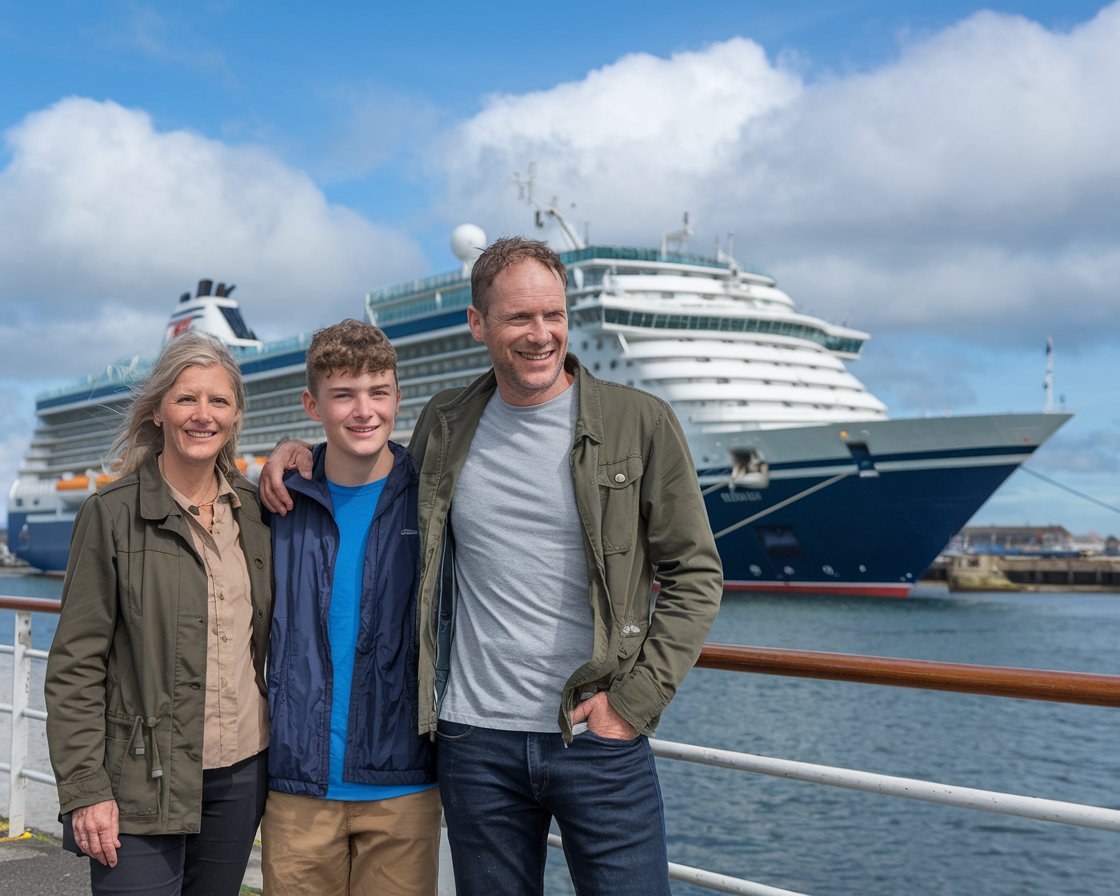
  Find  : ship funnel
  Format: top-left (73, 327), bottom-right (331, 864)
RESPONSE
top-left (196, 279), bottom-right (213, 298)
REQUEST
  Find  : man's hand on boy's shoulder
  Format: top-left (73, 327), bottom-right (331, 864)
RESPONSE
top-left (259, 439), bottom-right (314, 515)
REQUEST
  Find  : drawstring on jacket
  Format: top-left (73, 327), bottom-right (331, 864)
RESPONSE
top-left (146, 717), bottom-right (163, 779)
top-left (128, 714), bottom-right (163, 779)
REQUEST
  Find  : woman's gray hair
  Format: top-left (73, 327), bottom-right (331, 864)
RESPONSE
top-left (107, 331), bottom-right (246, 477)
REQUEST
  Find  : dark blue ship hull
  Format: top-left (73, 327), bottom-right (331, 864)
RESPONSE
top-left (705, 460), bottom-right (1021, 597)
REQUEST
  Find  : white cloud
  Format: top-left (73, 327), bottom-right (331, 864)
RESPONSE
top-left (436, 5), bottom-right (1120, 344)
top-left (440, 37), bottom-right (802, 237)
top-left (0, 97), bottom-right (426, 378)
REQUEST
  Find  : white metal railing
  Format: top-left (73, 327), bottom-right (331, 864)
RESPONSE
top-left (2, 602), bottom-right (55, 838)
top-left (4, 596), bottom-right (1120, 895)
top-left (649, 739), bottom-right (1120, 833)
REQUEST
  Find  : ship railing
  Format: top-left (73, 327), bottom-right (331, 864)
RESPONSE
top-left (4, 595), bottom-right (1120, 895)
top-left (1, 595), bottom-right (57, 838)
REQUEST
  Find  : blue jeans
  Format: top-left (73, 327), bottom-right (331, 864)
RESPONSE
top-left (436, 721), bottom-right (671, 896)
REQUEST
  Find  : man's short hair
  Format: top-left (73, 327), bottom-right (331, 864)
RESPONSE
top-left (305, 319), bottom-right (397, 394)
top-left (470, 236), bottom-right (568, 315)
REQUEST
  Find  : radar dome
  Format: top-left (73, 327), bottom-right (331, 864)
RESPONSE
top-left (451, 224), bottom-right (487, 264)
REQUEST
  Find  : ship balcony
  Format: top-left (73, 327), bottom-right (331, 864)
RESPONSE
top-left (650, 382), bottom-right (887, 414)
top-left (632, 360), bottom-right (874, 394)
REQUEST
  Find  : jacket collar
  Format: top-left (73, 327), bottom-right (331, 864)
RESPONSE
top-left (285, 439), bottom-right (416, 510)
top-left (435, 353), bottom-right (604, 446)
top-left (138, 452), bottom-right (179, 522)
top-left (569, 355), bottom-right (603, 447)
top-left (138, 451), bottom-right (262, 525)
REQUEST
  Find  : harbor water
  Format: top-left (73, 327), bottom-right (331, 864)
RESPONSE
top-left (3, 572), bottom-right (1118, 895)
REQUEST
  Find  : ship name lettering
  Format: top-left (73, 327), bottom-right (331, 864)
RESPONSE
top-left (720, 491), bottom-right (763, 503)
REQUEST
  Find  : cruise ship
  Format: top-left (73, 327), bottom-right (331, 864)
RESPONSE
top-left (6, 218), bottom-right (1070, 595)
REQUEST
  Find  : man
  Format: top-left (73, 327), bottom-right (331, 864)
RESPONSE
top-left (262, 320), bottom-right (438, 895)
top-left (261, 237), bottom-right (723, 895)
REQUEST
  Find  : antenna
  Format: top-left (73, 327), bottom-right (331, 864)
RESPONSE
top-left (514, 164), bottom-right (586, 250)
top-left (1043, 334), bottom-right (1054, 413)
top-left (660, 212), bottom-right (693, 256)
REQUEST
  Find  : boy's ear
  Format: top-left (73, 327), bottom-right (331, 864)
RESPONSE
top-left (302, 389), bottom-right (320, 421)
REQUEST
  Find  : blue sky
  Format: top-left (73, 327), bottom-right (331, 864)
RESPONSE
top-left (1, 1), bottom-right (1118, 534)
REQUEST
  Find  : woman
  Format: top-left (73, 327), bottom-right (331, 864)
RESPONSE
top-left (45, 331), bottom-right (272, 896)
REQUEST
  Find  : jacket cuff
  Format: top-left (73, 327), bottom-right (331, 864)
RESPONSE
top-left (606, 668), bottom-right (667, 736)
top-left (56, 769), bottom-right (115, 816)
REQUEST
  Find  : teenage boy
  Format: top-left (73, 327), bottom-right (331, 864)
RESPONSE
top-left (261, 319), bottom-right (438, 896)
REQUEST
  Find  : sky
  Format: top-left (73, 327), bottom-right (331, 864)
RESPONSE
top-left (1, 1), bottom-right (1117, 534)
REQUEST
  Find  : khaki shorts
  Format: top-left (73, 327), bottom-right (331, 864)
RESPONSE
top-left (261, 787), bottom-right (441, 896)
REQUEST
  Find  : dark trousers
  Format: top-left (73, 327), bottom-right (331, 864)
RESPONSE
top-left (437, 722), bottom-right (671, 896)
top-left (88, 750), bottom-right (267, 896)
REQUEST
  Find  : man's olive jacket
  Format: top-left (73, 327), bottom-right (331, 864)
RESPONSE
top-left (44, 452), bottom-right (272, 833)
top-left (410, 354), bottom-right (723, 741)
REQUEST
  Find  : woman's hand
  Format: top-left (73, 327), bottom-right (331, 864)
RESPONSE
top-left (72, 799), bottom-right (121, 867)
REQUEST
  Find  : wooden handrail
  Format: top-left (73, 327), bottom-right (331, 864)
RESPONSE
top-left (0, 595), bottom-right (61, 614)
top-left (698, 643), bottom-right (1120, 707)
top-left (5, 596), bottom-right (1119, 707)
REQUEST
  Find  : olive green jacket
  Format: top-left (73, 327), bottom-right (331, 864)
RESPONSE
top-left (411, 355), bottom-right (723, 741)
top-left (44, 452), bottom-right (272, 834)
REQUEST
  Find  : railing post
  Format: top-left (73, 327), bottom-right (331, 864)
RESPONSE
top-left (7, 609), bottom-right (32, 837)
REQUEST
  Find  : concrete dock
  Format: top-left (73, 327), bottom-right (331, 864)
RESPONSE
top-left (923, 553), bottom-right (1120, 592)
top-left (0, 832), bottom-right (88, 896)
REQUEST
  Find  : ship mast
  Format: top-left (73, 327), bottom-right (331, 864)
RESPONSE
top-left (1043, 334), bottom-right (1054, 413)
top-left (515, 164), bottom-right (586, 250)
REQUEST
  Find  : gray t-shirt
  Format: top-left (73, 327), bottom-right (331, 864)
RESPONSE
top-left (440, 382), bottom-right (594, 731)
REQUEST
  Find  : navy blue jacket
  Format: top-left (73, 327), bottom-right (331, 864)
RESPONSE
top-left (266, 440), bottom-right (433, 795)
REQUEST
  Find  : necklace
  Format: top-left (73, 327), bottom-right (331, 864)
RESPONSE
top-left (186, 494), bottom-right (218, 517)
top-left (158, 454), bottom-right (219, 522)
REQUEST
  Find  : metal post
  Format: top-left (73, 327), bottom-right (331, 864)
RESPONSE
top-left (7, 610), bottom-right (32, 837)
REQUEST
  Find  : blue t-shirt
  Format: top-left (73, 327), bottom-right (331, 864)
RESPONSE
top-left (325, 477), bottom-right (434, 801)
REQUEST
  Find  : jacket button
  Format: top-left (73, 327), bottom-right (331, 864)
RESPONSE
top-left (190, 682), bottom-right (201, 690)
top-left (257, 608), bottom-right (263, 617)
top-left (254, 558), bottom-right (263, 569)
top-left (614, 473), bottom-right (626, 483)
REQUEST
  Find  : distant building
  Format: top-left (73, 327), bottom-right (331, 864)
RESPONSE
top-left (950, 525), bottom-right (1076, 556)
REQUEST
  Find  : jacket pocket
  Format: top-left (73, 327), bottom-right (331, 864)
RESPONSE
top-left (104, 712), bottom-right (159, 819)
top-left (597, 455), bottom-right (644, 554)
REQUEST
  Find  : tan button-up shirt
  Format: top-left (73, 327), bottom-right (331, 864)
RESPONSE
top-left (166, 471), bottom-right (269, 769)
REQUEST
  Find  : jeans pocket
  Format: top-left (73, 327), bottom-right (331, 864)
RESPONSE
top-left (577, 729), bottom-right (643, 749)
top-left (436, 719), bottom-right (474, 742)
